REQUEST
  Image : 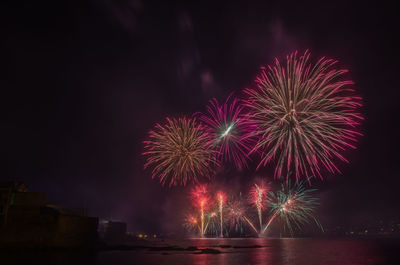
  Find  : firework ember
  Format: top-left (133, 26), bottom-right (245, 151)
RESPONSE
top-left (143, 117), bottom-right (218, 186)
top-left (244, 51), bottom-right (363, 181)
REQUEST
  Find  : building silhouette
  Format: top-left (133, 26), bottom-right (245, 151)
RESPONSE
top-left (0, 181), bottom-right (98, 248)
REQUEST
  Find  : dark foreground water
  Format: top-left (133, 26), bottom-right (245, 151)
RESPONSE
top-left (2, 238), bottom-right (400, 265)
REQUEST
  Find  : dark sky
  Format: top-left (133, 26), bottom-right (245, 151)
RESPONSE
top-left (2, 0), bottom-right (399, 233)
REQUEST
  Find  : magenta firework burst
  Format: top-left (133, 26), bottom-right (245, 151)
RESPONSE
top-left (244, 51), bottom-right (363, 181)
top-left (197, 95), bottom-right (255, 169)
top-left (143, 117), bottom-right (218, 186)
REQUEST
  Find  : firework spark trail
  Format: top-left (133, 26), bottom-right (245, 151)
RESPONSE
top-left (261, 211), bottom-right (278, 234)
top-left (143, 117), bottom-right (218, 186)
top-left (249, 182), bottom-right (268, 233)
top-left (192, 185), bottom-right (209, 237)
top-left (256, 186), bottom-right (263, 231)
top-left (204, 212), bottom-right (217, 236)
top-left (218, 193), bottom-right (225, 237)
top-left (242, 215), bottom-right (258, 234)
top-left (244, 51), bottom-right (363, 182)
top-left (200, 200), bottom-right (205, 236)
top-left (197, 95), bottom-right (256, 169)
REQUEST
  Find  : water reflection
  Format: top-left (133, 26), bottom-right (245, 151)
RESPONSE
top-left (2, 238), bottom-right (399, 265)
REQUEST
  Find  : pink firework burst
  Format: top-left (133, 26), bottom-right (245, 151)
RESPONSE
top-left (197, 95), bottom-right (256, 169)
top-left (244, 51), bottom-right (363, 181)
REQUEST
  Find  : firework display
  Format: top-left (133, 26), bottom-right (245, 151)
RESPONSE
top-left (226, 195), bottom-right (247, 234)
top-left (263, 179), bottom-right (323, 235)
top-left (144, 51), bottom-right (362, 184)
top-left (143, 117), bottom-right (218, 186)
top-left (244, 51), bottom-right (363, 181)
top-left (197, 95), bottom-right (256, 169)
top-left (191, 185), bottom-right (209, 236)
top-left (184, 181), bottom-right (322, 237)
top-left (183, 214), bottom-right (201, 234)
top-left (143, 50), bottom-right (363, 238)
top-left (248, 181), bottom-right (268, 233)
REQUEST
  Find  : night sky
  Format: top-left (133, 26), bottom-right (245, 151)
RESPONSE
top-left (2, 1), bottom-right (399, 233)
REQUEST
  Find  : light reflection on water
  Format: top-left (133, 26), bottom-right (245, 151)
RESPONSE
top-left (97, 238), bottom-right (399, 265)
top-left (2, 238), bottom-right (399, 265)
